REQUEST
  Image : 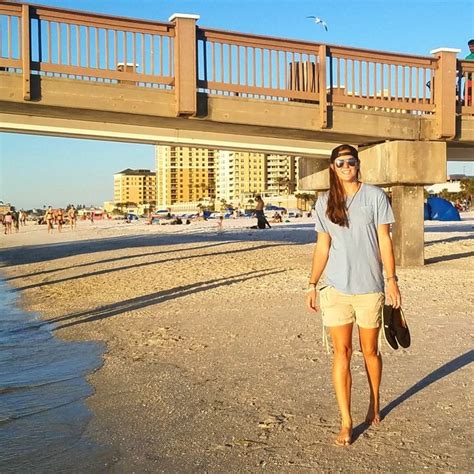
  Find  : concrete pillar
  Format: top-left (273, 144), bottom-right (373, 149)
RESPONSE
top-left (299, 141), bottom-right (448, 266)
top-left (392, 185), bottom-right (425, 267)
top-left (297, 155), bottom-right (330, 191)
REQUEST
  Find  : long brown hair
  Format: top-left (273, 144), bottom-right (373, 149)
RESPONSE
top-left (326, 144), bottom-right (360, 227)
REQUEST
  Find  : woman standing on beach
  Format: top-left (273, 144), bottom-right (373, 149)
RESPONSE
top-left (57, 208), bottom-right (64, 233)
top-left (44, 206), bottom-right (54, 234)
top-left (306, 144), bottom-right (401, 446)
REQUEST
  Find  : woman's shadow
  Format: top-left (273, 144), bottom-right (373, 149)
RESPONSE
top-left (352, 349), bottom-right (474, 441)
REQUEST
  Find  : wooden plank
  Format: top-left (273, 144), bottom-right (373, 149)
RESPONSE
top-left (21, 4), bottom-right (31, 100)
top-left (105, 28), bottom-right (109, 70)
top-left (7, 15), bottom-right (11, 58)
top-left (319, 44), bottom-right (327, 128)
top-left (31, 61), bottom-right (174, 83)
top-left (95, 26), bottom-right (99, 68)
top-left (334, 93), bottom-right (434, 111)
top-left (198, 80), bottom-right (319, 100)
top-left (0, 57), bottom-right (22, 68)
top-left (76, 24), bottom-right (80, 67)
top-left (47, 21), bottom-right (51, 63)
top-left (0, 5), bottom-right (22, 16)
top-left (32, 7), bottom-right (174, 36)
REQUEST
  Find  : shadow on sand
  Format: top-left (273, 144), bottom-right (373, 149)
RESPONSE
top-left (424, 234), bottom-right (474, 247)
top-left (352, 350), bottom-right (474, 442)
top-left (425, 250), bottom-right (474, 264)
top-left (14, 242), bottom-right (290, 292)
top-left (0, 223), bottom-right (315, 268)
top-left (46, 268), bottom-right (284, 330)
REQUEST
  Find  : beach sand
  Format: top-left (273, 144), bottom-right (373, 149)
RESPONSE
top-left (1, 216), bottom-right (473, 472)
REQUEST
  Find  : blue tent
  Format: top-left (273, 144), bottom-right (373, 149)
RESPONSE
top-left (424, 197), bottom-right (461, 221)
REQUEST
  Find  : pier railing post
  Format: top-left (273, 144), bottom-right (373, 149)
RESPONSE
top-left (21, 4), bottom-right (31, 101)
top-left (169, 13), bottom-right (200, 117)
top-left (318, 44), bottom-right (327, 129)
top-left (430, 48), bottom-right (460, 139)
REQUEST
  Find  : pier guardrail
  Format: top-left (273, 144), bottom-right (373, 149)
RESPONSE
top-left (0, 2), bottom-right (472, 138)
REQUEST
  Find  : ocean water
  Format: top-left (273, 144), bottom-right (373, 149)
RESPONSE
top-left (0, 280), bottom-right (113, 472)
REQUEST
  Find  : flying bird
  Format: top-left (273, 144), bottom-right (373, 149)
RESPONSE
top-left (306, 16), bottom-right (328, 31)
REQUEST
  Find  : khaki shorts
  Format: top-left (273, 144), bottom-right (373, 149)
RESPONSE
top-left (319, 286), bottom-right (384, 329)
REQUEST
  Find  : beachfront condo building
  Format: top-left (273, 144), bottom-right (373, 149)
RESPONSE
top-left (155, 146), bottom-right (216, 208)
top-left (113, 169), bottom-right (157, 206)
top-left (215, 150), bottom-right (267, 203)
top-left (155, 146), bottom-right (301, 207)
top-left (265, 155), bottom-right (298, 195)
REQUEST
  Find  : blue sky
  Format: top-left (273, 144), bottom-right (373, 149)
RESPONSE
top-left (1, 0), bottom-right (473, 209)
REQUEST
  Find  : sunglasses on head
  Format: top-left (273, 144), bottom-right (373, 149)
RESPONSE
top-left (334, 157), bottom-right (358, 168)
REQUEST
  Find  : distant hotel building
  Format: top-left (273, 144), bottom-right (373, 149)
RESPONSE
top-left (114, 168), bottom-right (157, 205)
top-left (216, 150), bottom-right (267, 202)
top-left (155, 146), bottom-right (216, 208)
top-left (155, 145), bottom-right (301, 207)
top-left (266, 154), bottom-right (298, 195)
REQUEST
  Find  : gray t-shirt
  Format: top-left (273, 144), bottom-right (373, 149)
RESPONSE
top-left (314, 183), bottom-right (394, 294)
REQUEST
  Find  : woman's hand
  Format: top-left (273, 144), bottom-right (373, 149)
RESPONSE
top-left (386, 280), bottom-right (401, 308)
top-left (306, 289), bottom-right (319, 313)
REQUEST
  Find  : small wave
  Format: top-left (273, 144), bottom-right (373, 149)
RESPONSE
top-left (0, 278), bottom-right (108, 469)
top-left (0, 374), bottom-right (83, 394)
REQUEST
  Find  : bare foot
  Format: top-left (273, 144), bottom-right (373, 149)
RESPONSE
top-left (335, 425), bottom-right (352, 446)
top-left (365, 401), bottom-right (381, 425)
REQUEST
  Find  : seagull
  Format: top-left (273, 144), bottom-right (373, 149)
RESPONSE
top-left (306, 16), bottom-right (328, 31)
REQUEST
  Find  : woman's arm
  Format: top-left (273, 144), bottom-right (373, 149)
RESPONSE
top-left (377, 223), bottom-right (402, 308)
top-left (306, 232), bottom-right (331, 313)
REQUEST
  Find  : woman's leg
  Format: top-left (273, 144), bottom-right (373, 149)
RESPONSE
top-left (328, 323), bottom-right (353, 445)
top-left (359, 327), bottom-right (382, 425)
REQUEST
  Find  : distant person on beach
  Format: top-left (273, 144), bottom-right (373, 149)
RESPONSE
top-left (19, 210), bottom-right (27, 226)
top-left (272, 212), bottom-right (282, 223)
top-left (4, 211), bottom-right (13, 234)
top-left (217, 214), bottom-right (224, 231)
top-left (306, 144), bottom-right (401, 447)
top-left (57, 208), bottom-right (64, 233)
top-left (11, 209), bottom-right (19, 233)
top-left (465, 39), bottom-right (474, 104)
top-left (44, 206), bottom-right (54, 234)
top-left (466, 39), bottom-right (474, 60)
top-left (254, 195), bottom-right (271, 229)
top-left (68, 206), bottom-right (77, 230)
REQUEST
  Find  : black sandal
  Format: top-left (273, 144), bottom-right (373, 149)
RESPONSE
top-left (382, 305), bottom-right (398, 350)
top-left (392, 307), bottom-right (411, 348)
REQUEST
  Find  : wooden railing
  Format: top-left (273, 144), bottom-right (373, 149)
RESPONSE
top-left (0, 3), bottom-right (22, 70)
top-left (328, 46), bottom-right (436, 113)
top-left (1, 2), bottom-right (473, 135)
top-left (197, 29), bottom-right (438, 114)
top-left (0, 2), bottom-right (175, 97)
top-left (458, 60), bottom-right (474, 114)
top-left (197, 29), bottom-right (325, 101)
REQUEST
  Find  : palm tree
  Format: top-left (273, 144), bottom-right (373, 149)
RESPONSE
top-left (295, 192), bottom-right (316, 211)
top-left (274, 176), bottom-right (295, 195)
top-left (115, 202), bottom-right (125, 213)
top-left (219, 198), bottom-right (228, 211)
top-left (274, 176), bottom-right (288, 195)
top-left (439, 188), bottom-right (451, 200)
top-left (460, 178), bottom-right (474, 199)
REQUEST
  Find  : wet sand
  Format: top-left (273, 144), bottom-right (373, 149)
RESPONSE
top-left (1, 216), bottom-right (473, 472)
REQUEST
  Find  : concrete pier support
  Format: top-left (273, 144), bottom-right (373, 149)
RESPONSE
top-left (392, 185), bottom-right (425, 267)
top-left (298, 140), bottom-right (448, 266)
